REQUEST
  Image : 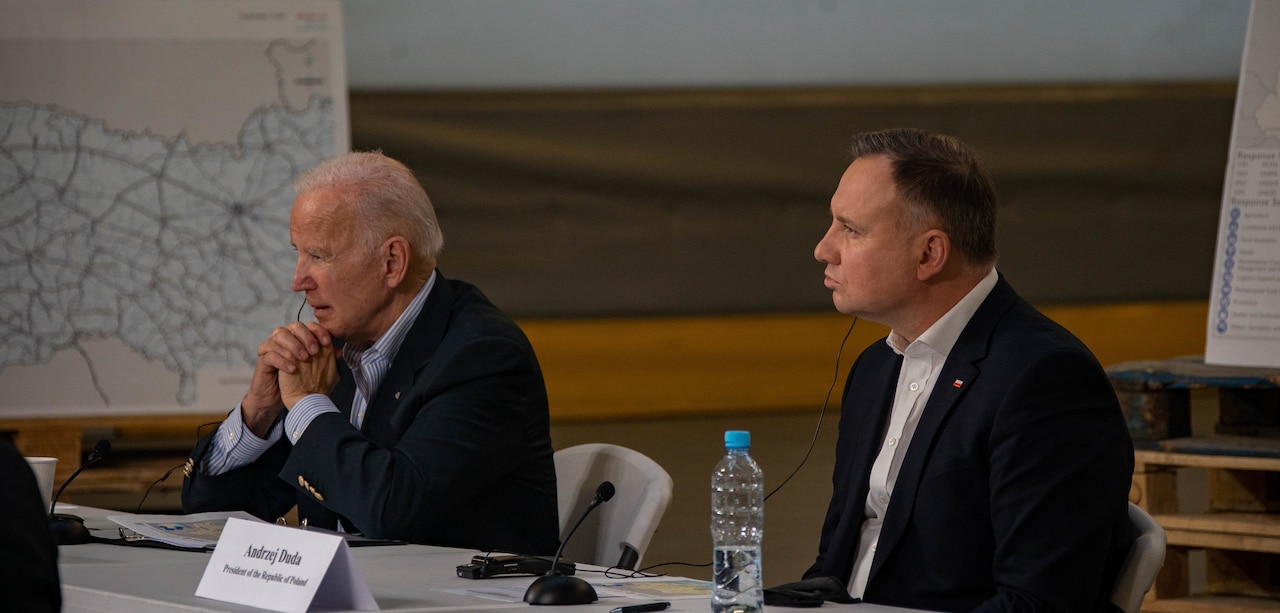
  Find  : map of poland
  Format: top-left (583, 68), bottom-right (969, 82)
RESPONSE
top-left (0, 1), bottom-right (347, 415)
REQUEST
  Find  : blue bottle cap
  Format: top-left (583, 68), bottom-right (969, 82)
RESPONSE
top-left (724, 430), bottom-right (750, 449)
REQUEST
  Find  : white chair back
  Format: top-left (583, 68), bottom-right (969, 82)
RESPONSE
top-left (553, 443), bottom-right (674, 569)
top-left (1111, 502), bottom-right (1167, 613)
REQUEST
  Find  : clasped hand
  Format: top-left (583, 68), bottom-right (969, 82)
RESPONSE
top-left (241, 321), bottom-right (339, 438)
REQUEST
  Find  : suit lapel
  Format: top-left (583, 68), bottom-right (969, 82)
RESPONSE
top-left (867, 276), bottom-right (1018, 583)
top-left (845, 351), bottom-right (901, 514)
top-left (362, 274), bottom-right (454, 441)
top-left (330, 356), bottom-right (356, 417)
top-left (827, 346), bottom-right (900, 580)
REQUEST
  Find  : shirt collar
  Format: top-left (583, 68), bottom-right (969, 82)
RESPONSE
top-left (345, 270), bottom-right (437, 367)
top-left (887, 267), bottom-right (998, 357)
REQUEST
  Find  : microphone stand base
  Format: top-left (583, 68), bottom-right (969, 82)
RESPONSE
top-left (523, 574), bottom-right (598, 605)
top-left (50, 513), bottom-right (92, 545)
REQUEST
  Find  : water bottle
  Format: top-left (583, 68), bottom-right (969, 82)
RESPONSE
top-left (711, 430), bottom-right (764, 613)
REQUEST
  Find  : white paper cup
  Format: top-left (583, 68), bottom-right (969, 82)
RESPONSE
top-left (24, 456), bottom-right (58, 514)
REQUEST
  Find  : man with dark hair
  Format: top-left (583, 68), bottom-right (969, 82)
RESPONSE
top-left (182, 152), bottom-right (559, 556)
top-left (805, 128), bottom-right (1134, 611)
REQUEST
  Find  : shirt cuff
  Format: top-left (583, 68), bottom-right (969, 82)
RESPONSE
top-left (201, 404), bottom-right (283, 475)
top-left (284, 394), bottom-right (340, 444)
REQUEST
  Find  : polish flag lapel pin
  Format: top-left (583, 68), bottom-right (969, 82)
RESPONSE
top-left (952, 379), bottom-right (964, 388)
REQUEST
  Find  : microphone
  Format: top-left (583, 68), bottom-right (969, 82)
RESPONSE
top-left (50, 439), bottom-right (112, 545)
top-left (523, 480), bottom-right (615, 605)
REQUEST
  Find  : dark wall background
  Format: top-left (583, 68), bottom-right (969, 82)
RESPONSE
top-left (350, 83), bottom-right (1234, 318)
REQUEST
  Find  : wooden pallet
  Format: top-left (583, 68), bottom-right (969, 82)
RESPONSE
top-left (1134, 443), bottom-right (1280, 612)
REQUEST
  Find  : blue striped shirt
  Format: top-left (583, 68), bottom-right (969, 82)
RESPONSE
top-left (202, 272), bottom-right (436, 476)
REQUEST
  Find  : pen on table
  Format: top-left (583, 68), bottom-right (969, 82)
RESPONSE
top-left (609, 602), bottom-right (670, 613)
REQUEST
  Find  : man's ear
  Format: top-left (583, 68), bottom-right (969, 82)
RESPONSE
top-left (916, 230), bottom-right (950, 281)
top-left (382, 236), bottom-right (411, 288)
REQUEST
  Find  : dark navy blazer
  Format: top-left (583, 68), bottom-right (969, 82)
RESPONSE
top-left (183, 274), bottom-right (559, 556)
top-left (805, 275), bottom-right (1134, 613)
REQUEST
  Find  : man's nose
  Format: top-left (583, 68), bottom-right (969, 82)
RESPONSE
top-left (291, 259), bottom-right (311, 292)
top-left (814, 229), bottom-right (835, 264)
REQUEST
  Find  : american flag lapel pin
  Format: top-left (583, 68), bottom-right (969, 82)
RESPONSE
top-left (953, 379), bottom-right (964, 388)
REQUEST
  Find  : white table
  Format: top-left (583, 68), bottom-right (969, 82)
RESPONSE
top-left (58, 505), bottom-right (918, 613)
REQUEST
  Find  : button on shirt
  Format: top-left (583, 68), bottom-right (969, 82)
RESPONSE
top-left (847, 268), bottom-right (997, 598)
top-left (202, 271), bottom-right (436, 475)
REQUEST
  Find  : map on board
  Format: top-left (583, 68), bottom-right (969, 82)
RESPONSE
top-left (1232, 3), bottom-right (1280, 149)
top-left (0, 1), bottom-right (348, 416)
top-left (1206, 0), bottom-right (1280, 369)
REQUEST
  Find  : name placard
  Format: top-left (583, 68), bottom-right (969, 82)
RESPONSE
top-left (195, 517), bottom-right (378, 612)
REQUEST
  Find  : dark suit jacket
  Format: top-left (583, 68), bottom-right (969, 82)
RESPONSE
top-left (183, 274), bottom-right (559, 555)
top-left (804, 275), bottom-right (1134, 613)
top-left (0, 438), bottom-right (61, 613)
